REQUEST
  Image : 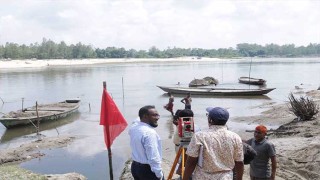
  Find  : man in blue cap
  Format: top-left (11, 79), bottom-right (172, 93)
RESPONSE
top-left (182, 107), bottom-right (244, 180)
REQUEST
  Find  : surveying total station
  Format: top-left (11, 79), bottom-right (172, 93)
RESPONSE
top-left (178, 117), bottom-right (195, 142)
top-left (168, 116), bottom-right (195, 179)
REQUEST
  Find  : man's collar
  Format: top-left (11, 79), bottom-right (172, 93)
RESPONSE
top-left (209, 125), bottom-right (227, 130)
top-left (255, 138), bottom-right (266, 144)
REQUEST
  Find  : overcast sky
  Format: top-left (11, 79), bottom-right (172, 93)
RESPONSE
top-left (0, 0), bottom-right (319, 50)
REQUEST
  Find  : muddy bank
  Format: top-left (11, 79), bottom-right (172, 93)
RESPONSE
top-left (0, 135), bottom-right (86, 180)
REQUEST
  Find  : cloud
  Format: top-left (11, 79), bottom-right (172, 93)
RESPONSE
top-left (0, 0), bottom-right (319, 50)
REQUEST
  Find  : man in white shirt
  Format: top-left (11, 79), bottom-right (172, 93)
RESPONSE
top-left (129, 105), bottom-right (164, 180)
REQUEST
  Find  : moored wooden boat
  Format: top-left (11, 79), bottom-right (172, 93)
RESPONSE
top-left (0, 99), bottom-right (80, 129)
top-left (157, 86), bottom-right (275, 96)
top-left (0, 112), bottom-right (80, 142)
top-left (238, 77), bottom-right (266, 85)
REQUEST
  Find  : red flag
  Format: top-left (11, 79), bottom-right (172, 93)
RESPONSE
top-left (100, 88), bottom-right (128, 148)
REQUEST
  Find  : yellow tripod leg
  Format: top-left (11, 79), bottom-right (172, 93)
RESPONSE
top-left (181, 147), bottom-right (185, 179)
top-left (167, 147), bottom-right (183, 180)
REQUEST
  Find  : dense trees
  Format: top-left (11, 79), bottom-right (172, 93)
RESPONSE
top-left (0, 38), bottom-right (319, 60)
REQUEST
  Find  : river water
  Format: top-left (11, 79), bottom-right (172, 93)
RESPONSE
top-left (0, 57), bottom-right (319, 179)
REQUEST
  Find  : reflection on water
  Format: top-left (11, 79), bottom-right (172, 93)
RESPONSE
top-left (0, 112), bottom-right (80, 143)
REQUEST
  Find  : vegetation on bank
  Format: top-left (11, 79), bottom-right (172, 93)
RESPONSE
top-left (288, 93), bottom-right (319, 121)
top-left (0, 164), bottom-right (47, 180)
top-left (0, 38), bottom-right (319, 60)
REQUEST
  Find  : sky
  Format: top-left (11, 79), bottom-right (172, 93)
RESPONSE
top-left (0, 0), bottom-right (319, 50)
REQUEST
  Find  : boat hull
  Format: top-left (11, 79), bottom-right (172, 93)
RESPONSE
top-left (157, 86), bottom-right (275, 96)
top-left (0, 100), bottom-right (80, 129)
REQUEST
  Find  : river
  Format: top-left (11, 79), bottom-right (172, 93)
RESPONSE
top-left (0, 57), bottom-right (319, 179)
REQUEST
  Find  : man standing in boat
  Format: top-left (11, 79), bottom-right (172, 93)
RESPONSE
top-left (181, 93), bottom-right (192, 109)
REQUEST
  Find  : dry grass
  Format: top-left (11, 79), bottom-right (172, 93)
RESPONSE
top-left (0, 164), bottom-right (47, 180)
top-left (288, 93), bottom-right (319, 121)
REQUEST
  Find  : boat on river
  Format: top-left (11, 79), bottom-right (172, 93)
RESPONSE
top-left (0, 112), bottom-right (80, 142)
top-left (238, 77), bottom-right (266, 85)
top-left (0, 99), bottom-right (80, 129)
top-left (157, 86), bottom-right (275, 96)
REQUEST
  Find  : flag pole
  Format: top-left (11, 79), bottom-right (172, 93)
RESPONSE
top-left (103, 81), bottom-right (114, 180)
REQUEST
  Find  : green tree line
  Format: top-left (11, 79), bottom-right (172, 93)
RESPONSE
top-left (0, 38), bottom-right (319, 60)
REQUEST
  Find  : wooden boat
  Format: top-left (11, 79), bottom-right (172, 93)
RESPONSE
top-left (157, 86), bottom-right (275, 96)
top-left (238, 77), bottom-right (266, 85)
top-left (0, 99), bottom-right (80, 129)
top-left (0, 112), bottom-right (80, 142)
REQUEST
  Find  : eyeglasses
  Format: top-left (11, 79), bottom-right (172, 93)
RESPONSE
top-left (254, 131), bottom-right (262, 134)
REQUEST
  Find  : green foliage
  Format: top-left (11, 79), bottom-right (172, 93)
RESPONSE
top-left (0, 38), bottom-right (319, 59)
top-left (0, 45), bottom-right (4, 58)
top-left (236, 43), bottom-right (320, 58)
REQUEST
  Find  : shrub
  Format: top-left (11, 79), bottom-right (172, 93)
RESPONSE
top-left (288, 93), bottom-right (319, 121)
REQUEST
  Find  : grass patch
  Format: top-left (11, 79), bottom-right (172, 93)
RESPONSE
top-left (0, 164), bottom-right (46, 180)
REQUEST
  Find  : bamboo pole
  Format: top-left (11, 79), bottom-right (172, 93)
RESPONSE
top-left (248, 57), bottom-right (253, 89)
top-left (36, 101), bottom-right (41, 140)
top-left (221, 60), bottom-right (224, 83)
top-left (122, 77), bottom-right (125, 100)
top-left (22, 98), bottom-right (24, 111)
top-left (103, 81), bottom-right (114, 180)
top-left (122, 77), bottom-right (125, 108)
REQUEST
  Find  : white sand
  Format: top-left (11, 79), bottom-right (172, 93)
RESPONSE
top-left (0, 57), bottom-right (227, 69)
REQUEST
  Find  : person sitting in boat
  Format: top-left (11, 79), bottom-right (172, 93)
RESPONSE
top-left (164, 92), bottom-right (174, 116)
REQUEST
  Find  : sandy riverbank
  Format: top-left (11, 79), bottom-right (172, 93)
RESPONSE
top-left (0, 57), bottom-right (226, 69)
top-left (1, 90), bottom-right (319, 179)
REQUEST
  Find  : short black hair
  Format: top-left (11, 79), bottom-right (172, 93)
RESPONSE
top-left (139, 105), bottom-right (155, 119)
top-left (179, 109), bottom-right (194, 117)
top-left (208, 117), bottom-right (227, 125)
top-left (173, 109), bottom-right (183, 121)
top-left (174, 109), bottom-right (194, 122)
top-left (211, 119), bottom-right (227, 125)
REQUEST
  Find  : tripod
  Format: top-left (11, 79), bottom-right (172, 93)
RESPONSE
top-left (167, 142), bottom-right (189, 180)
